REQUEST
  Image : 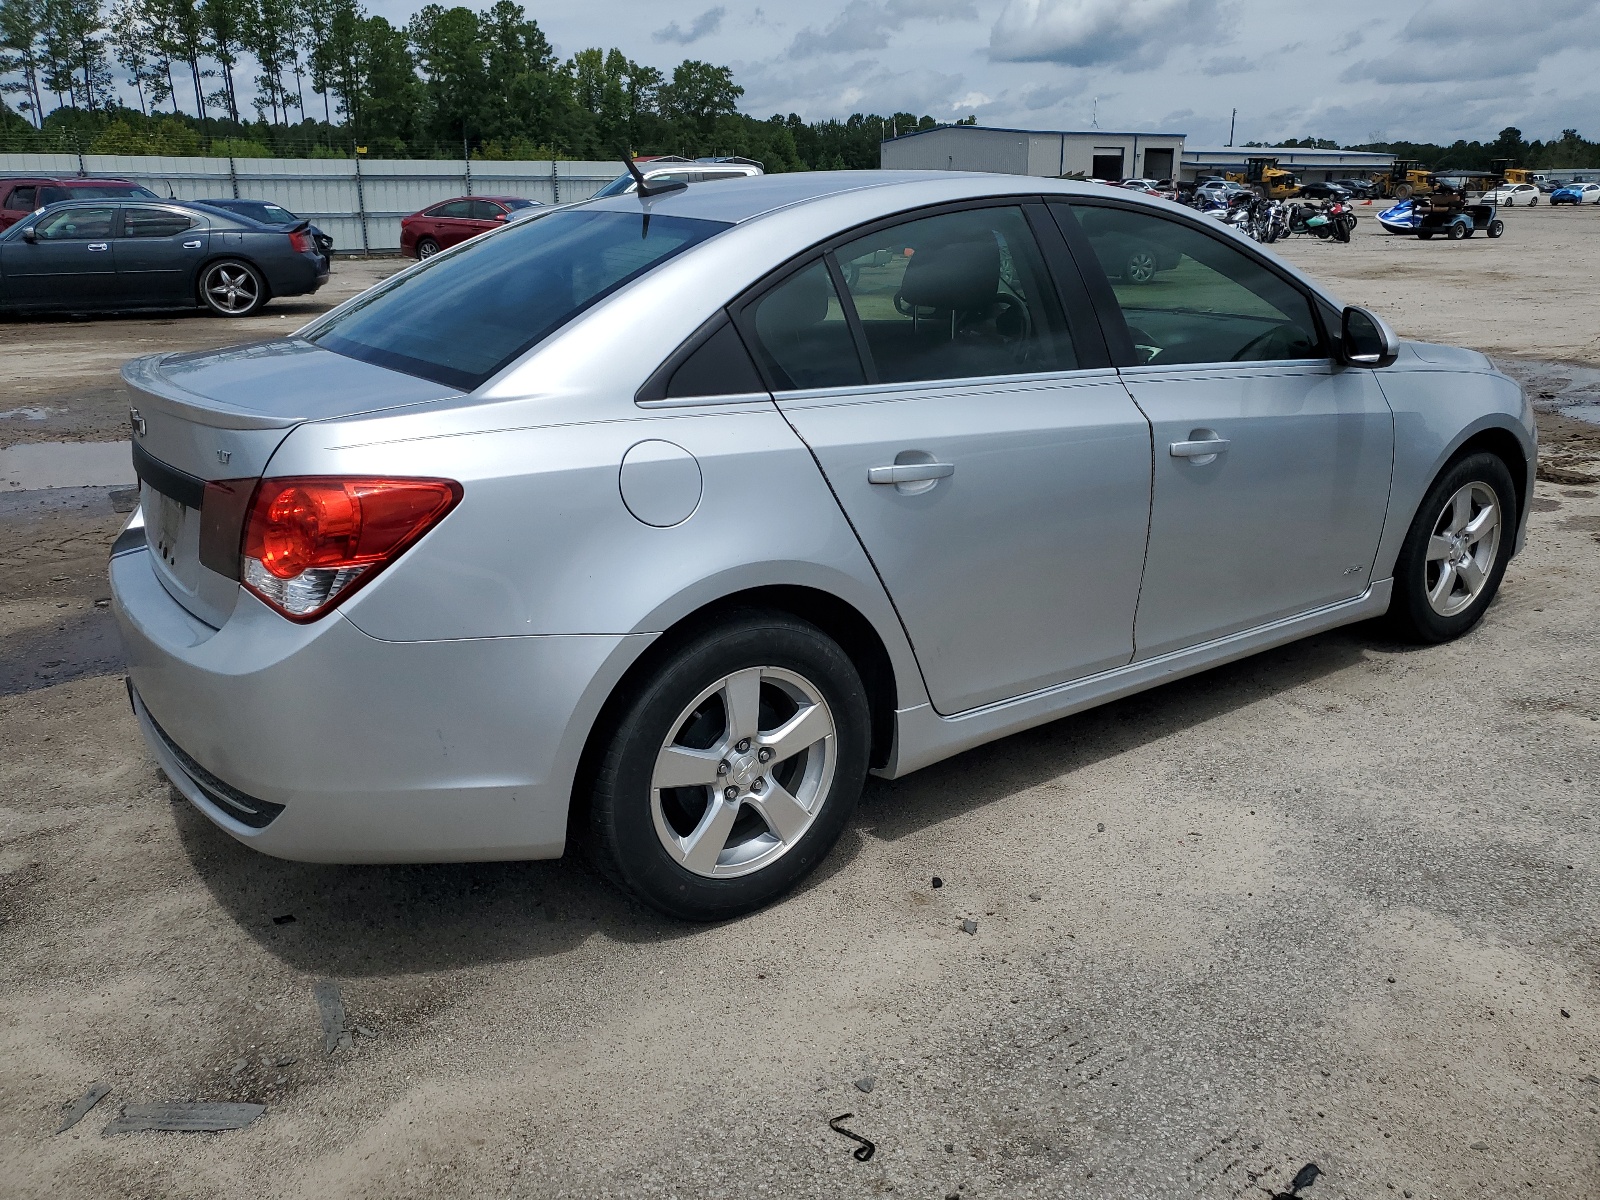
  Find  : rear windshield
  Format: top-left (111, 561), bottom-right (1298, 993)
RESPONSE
top-left (309, 209), bottom-right (728, 390)
top-left (503, 198), bottom-right (537, 210)
top-left (40, 184), bottom-right (159, 202)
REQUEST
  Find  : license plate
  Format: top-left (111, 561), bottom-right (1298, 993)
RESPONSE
top-left (150, 488), bottom-right (188, 570)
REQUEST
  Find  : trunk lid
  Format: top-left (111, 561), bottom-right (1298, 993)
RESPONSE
top-left (124, 339), bottom-right (464, 628)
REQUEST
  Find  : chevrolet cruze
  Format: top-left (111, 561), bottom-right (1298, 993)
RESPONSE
top-left (112, 171), bottom-right (1535, 920)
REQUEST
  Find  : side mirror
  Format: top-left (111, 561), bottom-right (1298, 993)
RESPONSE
top-left (1340, 305), bottom-right (1399, 368)
top-left (20, 226), bottom-right (36, 243)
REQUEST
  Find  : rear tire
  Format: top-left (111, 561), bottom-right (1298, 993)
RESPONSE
top-left (417, 237), bottom-right (441, 259)
top-left (1487, 219), bottom-right (1504, 238)
top-left (586, 613), bottom-right (871, 921)
top-left (1387, 452), bottom-right (1516, 644)
top-left (198, 259), bottom-right (266, 317)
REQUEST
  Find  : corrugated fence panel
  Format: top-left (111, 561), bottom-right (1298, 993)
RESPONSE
top-left (0, 155), bottom-right (618, 251)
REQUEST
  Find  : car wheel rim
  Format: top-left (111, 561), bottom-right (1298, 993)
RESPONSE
top-left (419, 241), bottom-right (438, 258)
top-left (650, 665), bottom-right (836, 880)
top-left (1127, 253), bottom-right (1155, 282)
top-left (1424, 482), bottom-right (1500, 617)
top-left (205, 266), bottom-right (257, 313)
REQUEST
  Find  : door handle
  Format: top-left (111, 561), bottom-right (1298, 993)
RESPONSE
top-left (1169, 438), bottom-right (1230, 458)
top-left (868, 462), bottom-right (955, 484)
top-left (87, 242), bottom-right (108, 251)
top-left (182, 239), bottom-right (201, 248)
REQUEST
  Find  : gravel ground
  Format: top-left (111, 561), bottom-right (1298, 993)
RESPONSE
top-left (1, 196), bottom-right (1597, 1200)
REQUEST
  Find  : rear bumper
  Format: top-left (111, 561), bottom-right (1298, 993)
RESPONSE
top-left (111, 542), bottom-right (649, 863)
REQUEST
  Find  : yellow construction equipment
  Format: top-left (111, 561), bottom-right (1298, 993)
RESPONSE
top-left (1491, 159), bottom-right (1536, 186)
top-left (1372, 159), bottom-right (1436, 199)
top-left (1225, 156), bottom-right (1301, 199)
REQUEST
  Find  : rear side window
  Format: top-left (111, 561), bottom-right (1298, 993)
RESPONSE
top-left (745, 260), bottom-right (864, 391)
top-left (832, 205), bottom-right (1078, 383)
top-left (433, 200), bottom-right (473, 218)
top-left (1059, 202), bottom-right (1323, 366)
top-left (5, 185), bottom-right (37, 210)
top-left (310, 209), bottom-right (727, 390)
top-left (123, 207), bottom-right (194, 237)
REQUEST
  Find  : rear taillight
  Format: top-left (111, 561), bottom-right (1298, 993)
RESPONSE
top-left (288, 229), bottom-right (312, 253)
top-left (240, 477), bottom-right (461, 621)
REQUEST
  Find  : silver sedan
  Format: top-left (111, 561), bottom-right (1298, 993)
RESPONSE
top-left (111, 171), bottom-right (1535, 920)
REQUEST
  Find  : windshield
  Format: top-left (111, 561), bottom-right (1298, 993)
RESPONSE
top-left (591, 175), bottom-right (635, 198)
top-left (309, 209), bottom-right (728, 390)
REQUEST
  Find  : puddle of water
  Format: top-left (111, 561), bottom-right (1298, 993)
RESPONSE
top-left (0, 406), bottom-right (58, 421)
top-left (0, 441), bottom-right (134, 491)
top-left (1494, 359), bottom-right (1600, 426)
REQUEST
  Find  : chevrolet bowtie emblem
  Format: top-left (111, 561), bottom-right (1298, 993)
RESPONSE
top-left (129, 408), bottom-right (145, 437)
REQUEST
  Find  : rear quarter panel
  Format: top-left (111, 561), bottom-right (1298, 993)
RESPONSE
top-left (262, 403), bottom-right (930, 707)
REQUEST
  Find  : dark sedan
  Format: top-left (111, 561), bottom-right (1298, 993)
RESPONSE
top-left (196, 198), bottom-right (334, 255)
top-left (0, 199), bottom-right (327, 317)
top-left (1298, 181), bottom-right (1351, 201)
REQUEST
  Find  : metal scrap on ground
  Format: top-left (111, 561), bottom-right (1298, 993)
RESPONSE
top-left (101, 1102), bottom-right (265, 1135)
top-left (54, 1082), bottom-right (111, 1134)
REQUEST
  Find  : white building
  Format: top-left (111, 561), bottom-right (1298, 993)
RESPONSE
top-left (1181, 146), bottom-right (1397, 184)
top-left (879, 124), bottom-right (1187, 182)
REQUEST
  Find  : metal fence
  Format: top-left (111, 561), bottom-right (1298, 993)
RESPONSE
top-left (0, 154), bottom-right (620, 252)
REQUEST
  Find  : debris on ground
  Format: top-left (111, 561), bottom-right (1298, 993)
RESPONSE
top-left (931, 876), bottom-right (943, 888)
top-left (272, 914), bottom-right (296, 925)
top-left (313, 979), bottom-right (350, 1054)
top-left (101, 1101), bottom-right (265, 1135)
top-left (55, 1082), bottom-right (111, 1133)
top-left (1270, 1161), bottom-right (1322, 1198)
top-left (1097, 822), bottom-right (1105, 833)
top-left (854, 1077), bottom-right (875, 1093)
top-left (828, 1113), bottom-right (876, 1161)
top-left (960, 919), bottom-right (977, 935)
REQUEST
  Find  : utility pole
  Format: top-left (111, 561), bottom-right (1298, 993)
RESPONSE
top-left (1228, 108), bottom-right (1237, 147)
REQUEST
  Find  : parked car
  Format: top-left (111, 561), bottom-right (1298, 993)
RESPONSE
top-left (1538, 178), bottom-right (1567, 193)
top-left (196, 198), bottom-right (334, 255)
top-left (1550, 182), bottom-right (1600, 205)
top-left (591, 156), bottom-right (764, 198)
top-left (0, 176), bottom-right (161, 231)
top-left (1194, 179), bottom-right (1250, 204)
top-left (1297, 181), bottom-right (1350, 201)
top-left (0, 198), bottom-right (327, 317)
top-left (1333, 178), bottom-right (1376, 197)
top-left (113, 172), bottom-right (1534, 921)
top-left (1482, 182), bottom-right (1540, 206)
top-left (1120, 178), bottom-right (1162, 193)
top-left (400, 196), bottom-right (542, 258)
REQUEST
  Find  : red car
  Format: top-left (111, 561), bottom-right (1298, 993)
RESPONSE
top-left (399, 195), bottom-right (541, 258)
top-left (0, 176), bottom-right (162, 231)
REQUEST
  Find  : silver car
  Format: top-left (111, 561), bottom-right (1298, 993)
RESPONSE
top-left (111, 171), bottom-right (1535, 920)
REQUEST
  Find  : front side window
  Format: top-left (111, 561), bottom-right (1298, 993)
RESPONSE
top-left (746, 260), bottom-right (864, 391)
top-left (1060, 203), bottom-right (1323, 366)
top-left (467, 200), bottom-right (504, 220)
top-left (123, 207), bottom-right (194, 238)
top-left (833, 206), bottom-right (1077, 383)
top-left (310, 209), bottom-right (727, 390)
top-left (34, 206), bottom-right (116, 240)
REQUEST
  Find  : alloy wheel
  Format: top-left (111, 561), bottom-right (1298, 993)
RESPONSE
top-left (203, 264), bottom-right (259, 314)
top-left (1424, 482), bottom-right (1501, 617)
top-left (1125, 250), bottom-right (1157, 283)
top-left (650, 665), bottom-right (836, 879)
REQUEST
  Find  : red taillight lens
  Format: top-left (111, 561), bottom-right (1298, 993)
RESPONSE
top-left (240, 477), bottom-right (461, 620)
top-left (288, 229), bottom-right (311, 253)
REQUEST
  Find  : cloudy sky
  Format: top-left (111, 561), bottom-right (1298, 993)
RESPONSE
top-left (369, 0), bottom-right (1600, 146)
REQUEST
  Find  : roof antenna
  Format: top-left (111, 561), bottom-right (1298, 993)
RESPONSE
top-left (623, 157), bottom-right (687, 199)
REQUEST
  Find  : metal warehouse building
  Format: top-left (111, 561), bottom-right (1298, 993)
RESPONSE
top-left (879, 124), bottom-right (1187, 183)
top-left (1181, 146), bottom-right (1397, 183)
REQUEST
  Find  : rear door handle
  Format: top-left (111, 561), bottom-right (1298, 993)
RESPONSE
top-left (1169, 438), bottom-right (1230, 458)
top-left (182, 239), bottom-right (201, 249)
top-left (87, 242), bottom-right (108, 251)
top-left (868, 462), bottom-right (955, 484)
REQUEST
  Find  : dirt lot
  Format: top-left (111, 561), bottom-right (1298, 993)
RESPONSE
top-left (1, 200), bottom-right (1598, 1199)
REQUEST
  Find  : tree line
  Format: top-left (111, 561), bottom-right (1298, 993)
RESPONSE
top-left (0, 0), bottom-right (942, 163)
top-left (1248, 127), bottom-right (1600, 172)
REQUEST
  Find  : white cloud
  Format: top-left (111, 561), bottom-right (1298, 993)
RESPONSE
top-left (1343, 0), bottom-right (1600, 84)
top-left (788, 0), bottom-right (979, 58)
top-left (990, 0), bottom-right (1227, 67)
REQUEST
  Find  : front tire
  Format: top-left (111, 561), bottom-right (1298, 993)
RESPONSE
top-left (1387, 452), bottom-right (1516, 643)
top-left (198, 259), bottom-right (266, 317)
top-left (587, 613), bottom-right (871, 921)
top-left (1487, 219), bottom-right (1504, 238)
